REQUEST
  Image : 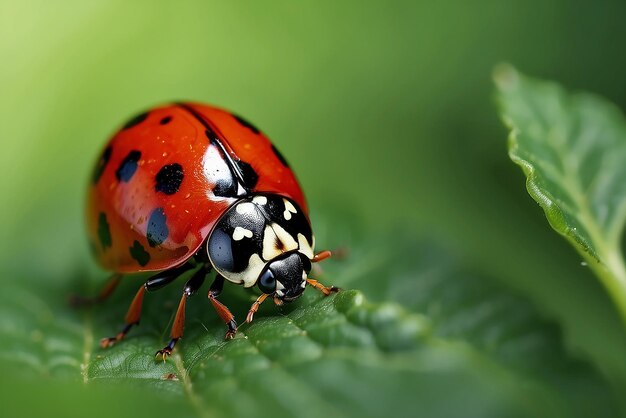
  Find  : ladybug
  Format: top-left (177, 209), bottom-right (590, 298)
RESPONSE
top-left (84, 103), bottom-right (338, 359)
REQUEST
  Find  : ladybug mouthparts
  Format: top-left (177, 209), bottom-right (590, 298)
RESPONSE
top-left (258, 251), bottom-right (311, 302)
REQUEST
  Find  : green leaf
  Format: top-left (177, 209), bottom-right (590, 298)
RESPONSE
top-left (495, 65), bottom-right (626, 325)
top-left (0, 229), bottom-right (617, 418)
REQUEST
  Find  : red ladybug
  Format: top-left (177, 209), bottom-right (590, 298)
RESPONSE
top-left (85, 103), bottom-right (337, 359)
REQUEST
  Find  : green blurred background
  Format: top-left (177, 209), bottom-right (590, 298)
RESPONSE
top-left (2, 0), bottom-right (626, 416)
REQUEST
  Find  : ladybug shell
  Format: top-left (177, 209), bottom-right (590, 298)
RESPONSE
top-left (87, 103), bottom-right (307, 273)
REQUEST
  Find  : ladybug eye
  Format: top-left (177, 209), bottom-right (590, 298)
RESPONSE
top-left (258, 269), bottom-right (276, 294)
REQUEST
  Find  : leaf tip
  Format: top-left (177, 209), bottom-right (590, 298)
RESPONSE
top-left (493, 63), bottom-right (519, 92)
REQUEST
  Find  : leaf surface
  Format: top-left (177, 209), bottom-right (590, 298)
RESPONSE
top-left (0, 230), bottom-right (616, 418)
top-left (495, 65), bottom-right (626, 323)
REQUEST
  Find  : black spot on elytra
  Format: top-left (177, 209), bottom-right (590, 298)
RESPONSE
top-left (233, 114), bottom-right (260, 134)
top-left (92, 145), bottom-right (112, 184)
top-left (237, 160), bottom-right (259, 189)
top-left (129, 240), bottom-right (150, 267)
top-left (271, 144), bottom-right (290, 168)
top-left (147, 207), bottom-right (169, 247)
top-left (155, 163), bottom-right (184, 195)
top-left (122, 111), bottom-right (149, 130)
top-left (116, 150), bottom-right (141, 182)
top-left (160, 116), bottom-right (172, 125)
top-left (210, 162), bottom-right (258, 197)
top-left (97, 213), bottom-right (112, 249)
top-left (213, 179), bottom-right (238, 198)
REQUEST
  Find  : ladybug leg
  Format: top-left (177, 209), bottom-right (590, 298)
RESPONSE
top-left (306, 279), bottom-right (340, 296)
top-left (155, 267), bottom-right (206, 361)
top-left (69, 273), bottom-right (122, 307)
top-left (207, 274), bottom-right (238, 340)
top-left (246, 293), bottom-right (270, 324)
top-left (144, 262), bottom-right (194, 291)
top-left (100, 285), bottom-right (146, 348)
top-left (100, 263), bottom-right (193, 348)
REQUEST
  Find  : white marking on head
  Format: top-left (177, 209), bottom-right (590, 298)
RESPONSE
top-left (275, 289), bottom-right (284, 297)
top-left (284, 199), bottom-right (297, 213)
top-left (283, 199), bottom-right (297, 220)
top-left (262, 224), bottom-right (298, 260)
top-left (214, 253), bottom-right (266, 288)
top-left (262, 225), bottom-right (282, 260)
top-left (276, 281), bottom-right (285, 291)
top-left (297, 233), bottom-right (314, 259)
top-left (274, 224), bottom-right (298, 247)
top-left (252, 195), bottom-right (268, 205)
top-left (232, 227), bottom-right (253, 241)
top-left (302, 270), bottom-right (307, 280)
top-left (301, 280), bottom-right (306, 288)
top-left (236, 202), bottom-right (257, 215)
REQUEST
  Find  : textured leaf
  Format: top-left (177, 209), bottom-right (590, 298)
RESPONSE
top-left (0, 227), bottom-right (617, 418)
top-left (495, 65), bottom-right (626, 324)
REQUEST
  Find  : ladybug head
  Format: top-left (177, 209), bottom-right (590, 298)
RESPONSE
top-left (256, 251), bottom-right (311, 302)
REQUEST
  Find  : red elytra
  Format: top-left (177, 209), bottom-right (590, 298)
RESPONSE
top-left (87, 103), bottom-right (306, 272)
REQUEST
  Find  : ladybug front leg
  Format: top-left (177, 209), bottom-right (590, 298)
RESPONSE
top-left (100, 263), bottom-right (193, 348)
top-left (245, 293), bottom-right (269, 324)
top-left (155, 266), bottom-right (206, 361)
top-left (207, 274), bottom-right (238, 340)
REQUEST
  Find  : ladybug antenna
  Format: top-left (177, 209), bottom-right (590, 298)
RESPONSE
top-left (312, 250), bottom-right (332, 263)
